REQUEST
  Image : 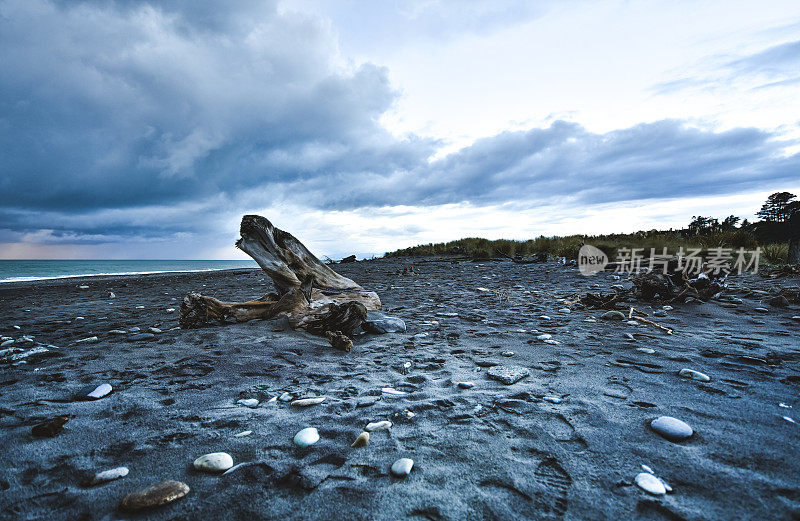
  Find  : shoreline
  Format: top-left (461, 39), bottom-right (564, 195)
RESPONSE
top-left (0, 267), bottom-right (263, 286)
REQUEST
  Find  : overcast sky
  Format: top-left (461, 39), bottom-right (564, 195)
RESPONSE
top-left (1, 0), bottom-right (799, 259)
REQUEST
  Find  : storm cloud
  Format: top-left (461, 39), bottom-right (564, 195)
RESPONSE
top-left (0, 0), bottom-right (798, 252)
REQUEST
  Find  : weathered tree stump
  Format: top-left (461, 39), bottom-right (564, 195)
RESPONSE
top-left (180, 215), bottom-right (381, 341)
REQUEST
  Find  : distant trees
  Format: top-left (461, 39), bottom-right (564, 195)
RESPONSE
top-left (687, 216), bottom-right (720, 235)
top-left (721, 215), bottom-right (740, 229)
top-left (756, 192), bottom-right (797, 222)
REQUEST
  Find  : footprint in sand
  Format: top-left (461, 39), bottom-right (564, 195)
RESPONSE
top-left (602, 381), bottom-right (632, 400)
top-left (541, 413), bottom-right (589, 450)
top-left (532, 458), bottom-right (573, 519)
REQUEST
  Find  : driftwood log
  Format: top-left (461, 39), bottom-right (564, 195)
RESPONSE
top-left (580, 259), bottom-right (726, 309)
top-left (180, 215), bottom-right (381, 344)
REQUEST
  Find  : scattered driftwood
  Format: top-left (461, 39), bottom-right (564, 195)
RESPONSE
top-left (180, 215), bottom-right (381, 344)
top-left (580, 261), bottom-right (726, 309)
top-left (630, 262), bottom-right (725, 303)
top-left (580, 290), bottom-right (632, 310)
top-left (628, 307), bottom-right (673, 335)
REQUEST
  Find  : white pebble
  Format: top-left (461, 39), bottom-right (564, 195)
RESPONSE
top-left (678, 368), bottom-right (710, 382)
top-left (291, 397), bottom-right (326, 407)
top-left (391, 458), bottom-right (414, 477)
top-left (193, 452), bottom-right (234, 473)
top-left (89, 466), bottom-right (129, 485)
top-left (366, 420), bottom-right (392, 432)
top-left (234, 430), bottom-right (253, 437)
top-left (635, 472), bottom-right (666, 495)
top-left (237, 398), bottom-right (259, 408)
top-left (293, 427), bottom-right (319, 447)
top-left (382, 387), bottom-right (407, 396)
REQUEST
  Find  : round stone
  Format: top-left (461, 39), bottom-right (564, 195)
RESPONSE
top-left (457, 381), bottom-right (475, 389)
top-left (237, 398), bottom-right (259, 408)
top-left (635, 472), bottom-right (666, 495)
top-left (650, 416), bottom-right (693, 441)
top-left (391, 457), bottom-right (414, 477)
top-left (193, 452), bottom-right (234, 473)
top-left (119, 480), bottom-right (190, 510)
top-left (678, 368), bottom-right (710, 382)
top-left (293, 427), bottom-right (319, 447)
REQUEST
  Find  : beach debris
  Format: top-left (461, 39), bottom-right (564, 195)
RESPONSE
top-left (636, 347), bottom-right (655, 354)
top-left (291, 396), bottom-right (326, 407)
top-left (76, 382), bottom-right (113, 400)
top-left (75, 336), bottom-right (99, 344)
top-left (325, 330), bottom-right (353, 352)
top-left (543, 395), bottom-right (562, 404)
top-left (351, 432), bottom-right (370, 448)
top-left (366, 420), bottom-right (392, 432)
top-left (108, 292), bottom-right (116, 298)
top-left (390, 458), bottom-right (414, 477)
top-left (783, 416), bottom-right (796, 424)
top-left (31, 416), bottom-right (69, 437)
top-left (627, 308), bottom-right (674, 335)
top-left (678, 368), bottom-right (711, 382)
top-left (234, 430), bottom-right (253, 438)
top-left (1, 345), bottom-right (50, 364)
top-left (194, 452), bottom-right (234, 473)
top-left (537, 333), bottom-right (552, 340)
top-left (108, 330), bottom-right (127, 335)
top-left (635, 472), bottom-right (667, 495)
top-left (487, 366), bottom-right (530, 385)
top-left (382, 387), bottom-right (407, 396)
top-left (119, 480), bottom-right (189, 511)
top-left (340, 254), bottom-right (357, 263)
top-left (179, 215), bottom-right (381, 349)
top-left (650, 416), bottom-right (693, 441)
top-left (84, 467), bottom-right (129, 486)
top-left (293, 427), bottom-right (319, 447)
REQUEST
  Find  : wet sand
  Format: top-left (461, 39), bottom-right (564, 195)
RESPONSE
top-left (0, 258), bottom-right (798, 520)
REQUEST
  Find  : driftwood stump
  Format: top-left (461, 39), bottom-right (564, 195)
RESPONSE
top-left (180, 215), bottom-right (380, 340)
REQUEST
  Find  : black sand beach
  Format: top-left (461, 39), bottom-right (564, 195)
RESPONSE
top-left (1, 258), bottom-right (799, 520)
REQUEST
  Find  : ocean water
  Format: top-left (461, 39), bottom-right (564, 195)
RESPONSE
top-left (0, 260), bottom-right (258, 283)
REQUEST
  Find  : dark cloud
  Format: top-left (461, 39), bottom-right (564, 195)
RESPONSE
top-left (1, 0), bottom-right (798, 249)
